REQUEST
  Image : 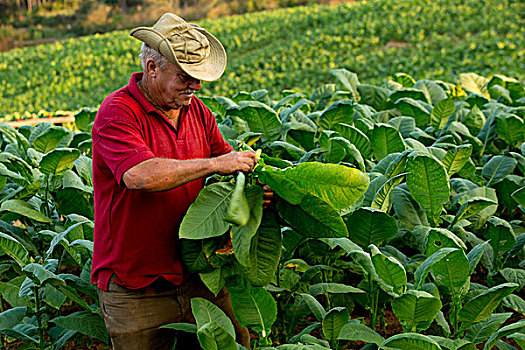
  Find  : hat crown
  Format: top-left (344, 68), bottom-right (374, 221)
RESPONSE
top-left (153, 13), bottom-right (210, 64)
top-left (130, 13), bottom-right (227, 81)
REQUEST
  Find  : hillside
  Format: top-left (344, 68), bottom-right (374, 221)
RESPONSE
top-left (0, 0), bottom-right (524, 117)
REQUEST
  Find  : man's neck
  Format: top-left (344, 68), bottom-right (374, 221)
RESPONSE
top-left (138, 78), bottom-right (181, 126)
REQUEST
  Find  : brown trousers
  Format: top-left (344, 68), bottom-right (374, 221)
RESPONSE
top-left (97, 275), bottom-right (250, 350)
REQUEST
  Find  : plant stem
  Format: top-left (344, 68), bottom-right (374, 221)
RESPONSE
top-left (368, 276), bottom-right (379, 331)
top-left (0, 298), bottom-right (4, 349)
top-left (452, 297), bottom-right (459, 338)
top-left (34, 286), bottom-right (45, 350)
top-left (44, 175), bottom-right (50, 218)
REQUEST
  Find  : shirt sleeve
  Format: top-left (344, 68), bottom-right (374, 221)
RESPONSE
top-left (94, 118), bottom-right (156, 186)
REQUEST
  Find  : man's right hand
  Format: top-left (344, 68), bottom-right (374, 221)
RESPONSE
top-left (214, 151), bottom-right (257, 175)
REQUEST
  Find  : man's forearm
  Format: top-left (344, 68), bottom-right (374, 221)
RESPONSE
top-left (123, 157), bottom-right (218, 192)
top-left (122, 150), bottom-right (257, 192)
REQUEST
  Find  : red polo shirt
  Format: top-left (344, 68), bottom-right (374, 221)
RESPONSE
top-left (91, 72), bottom-right (232, 291)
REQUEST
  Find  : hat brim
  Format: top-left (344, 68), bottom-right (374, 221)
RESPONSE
top-left (130, 26), bottom-right (227, 82)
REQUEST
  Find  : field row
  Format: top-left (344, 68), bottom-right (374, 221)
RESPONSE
top-left (1, 0), bottom-right (524, 117)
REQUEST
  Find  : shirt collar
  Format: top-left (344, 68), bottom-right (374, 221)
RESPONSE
top-left (128, 72), bottom-right (157, 115)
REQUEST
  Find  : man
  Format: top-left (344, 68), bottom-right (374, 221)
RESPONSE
top-left (91, 13), bottom-right (262, 349)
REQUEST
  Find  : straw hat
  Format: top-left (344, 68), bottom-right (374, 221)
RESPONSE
top-left (130, 13), bottom-right (227, 82)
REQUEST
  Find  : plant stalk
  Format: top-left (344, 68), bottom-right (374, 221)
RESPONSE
top-left (44, 175), bottom-right (50, 218)
top-left (34, 286), bottom-right (46, 350)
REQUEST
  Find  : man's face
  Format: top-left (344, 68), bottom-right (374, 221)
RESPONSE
top-left (153, 61), bottom-right (202, 110)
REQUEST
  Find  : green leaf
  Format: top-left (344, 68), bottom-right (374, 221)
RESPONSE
top-left (196, 322), bottom-right (238, 350)
top-left (191, 298), bottom-right (235, 339)
top-left (392, 290), bottom-right (442, 333)
top-left (485, 217), bottom-right (516, 257)
top-left (431, 98), bottom-right (455, 130)
top-left (338, 321), bottom-right (385, 345)
top-left (482, 156), bottom-right (517, 186)
top-left (379, 333), bottom-right (442, 350)
top-left (309, 283), bottom-right (365, 296)
top-left (371, 124), bottom-right (406, 161)
top-left (319, 135), bottom-right (349, 163)
top-left (483, 320), bottom-right (525, 350)
top-left (502, 294), bottom-right (525, 316)
top-left (277, 194), bottom-right (348, 238)
top-left (448, 197), bottom-right (497, 229)
top-left (496, 114), bottom-right (524, 147)
top-left (322, 307), bottom-right (348, 348)
top-left (511, 186), bottom-right (525, 207)
top-left (58, 285), bottom-right (94, 312)
top-left (231, 185), bottom-right (263, 266)
top-left (160, 323), bottom-right (198, 333)
top-left (281, 99), bottom-right (315, 124)
top-left (330, 69), bottom-right (360, 101)
top-left (319, 100), bottom-right (354, 131)
top-left (385, 151), bottom-right (409, 178)
top-left (349, 250), bottom-right (394, 295)
top-left (311, 84), bottom-right (336, 111)
top-left (39, 148), bottom-right (80, 176)
top-left (429, 337), bottom-right (475, 350)
top-left (357, 84), bottom-right (389, 110)
top-left (246, 211), bottom-right (282, 286)
top-left (299, 294), bottom-right (327, 321)
top-left (254, 165), bottom-right (305, 205)
top-left (414, 80), bottom-right (447, 105)
top-left (371, 172), bottom-right (407, 212)
top-left (442, 144), bottom-right (473, 177)
top-left (426, 229), bottom-right (470, 296)
top-left (464, 313), bottom-right (512, 344)
top-left (388, 117), bottom-right (416, 138)
top-left (395, 98), bottom-right (432, 128)
top-left (74, 107), bottom-right (97, 132)
top-left (0, 232), bottom-right (29, 266)
top-left (454, 186), bottom-right (498, 230)
top-left (286, 162), bottom-right (370, 210)
top-left (52, 311), bottom-right (109, 343)
top-left (0, 199), bottom-right (52, 223)
top-left (0, 278), bottom-right (30, 307)
top-left (463, 105), bottom-right (486, 135)
top-left (460, 73), bottom-right (490, 99)
top-left (225, 172), bottom-right (250, 226)
top-left (285, 123), bottom-right (316, 150)
top-left (320, 237), bottom-right (363, 254)
top-left (44, 284), bottom-right (67, 309)
top-left (32, 126), bottom-right (70, 153)
top-left (227, 101), bottom-right (282, 143)
top-left (392, 186), bottom-right (429, 230)
top-left (414, 248), bottom-right (458, 289)
top-left (179, 182), bottom-right (234, 239)
top-left (370, 245), bottom-right (407, 294)
top-left (199, 269), bottom-right (224, 296)
top-left (227, 276), bottom-right (277, 338)
top-left (0, 307), bottom-right (27, 330)
top-left (344, 207), bottom-right (397, 247)
top-left (333, 123), bottom-right (373, 158)
top-left (393, 73), bottom-right (416, 87)
top-left (466, 241), bottom-right (490, 275)
top-left (22, 263), bottom-right (66, 287)
top-left (406, 153), bottom-right (450, 224)
top-left (500, 268), bottom-right (525, 290)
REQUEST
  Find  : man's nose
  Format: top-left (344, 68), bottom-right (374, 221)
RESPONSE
top-left (189, 79), bottom-right (201, 91)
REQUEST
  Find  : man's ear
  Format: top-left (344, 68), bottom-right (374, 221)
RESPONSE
top-left (144, 59), bottom-right (158, 78)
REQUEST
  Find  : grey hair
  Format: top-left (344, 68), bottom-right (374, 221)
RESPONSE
top-left (139, 43), bottom-right (171, 71)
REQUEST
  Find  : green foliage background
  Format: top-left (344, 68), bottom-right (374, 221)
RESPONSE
top-left (0, 0), bottom-right (524, 117)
